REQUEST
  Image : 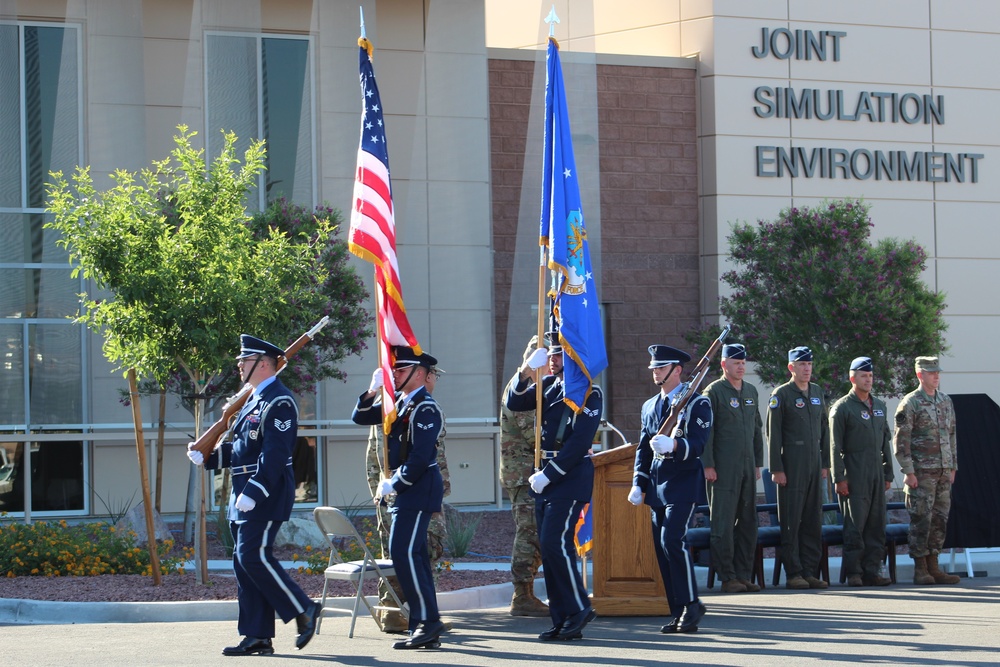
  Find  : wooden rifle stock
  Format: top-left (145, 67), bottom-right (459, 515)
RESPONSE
top-left (190, 317), bottom-right (330, 458)
top-left (655, 324), bottom-right (731, 438)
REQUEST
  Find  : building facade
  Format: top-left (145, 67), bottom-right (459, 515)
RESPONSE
top-left (2, 0), bottom-right (995, 519)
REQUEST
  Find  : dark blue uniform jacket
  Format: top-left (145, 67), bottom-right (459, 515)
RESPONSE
top-left (503, 373), bottom-right (603, 503)
top-left (352, 387), bottom-right (444, 513)
top-left (207, 377), bottom-right (298, 522)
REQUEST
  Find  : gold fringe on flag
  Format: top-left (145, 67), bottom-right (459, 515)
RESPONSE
top-left (359, 36), bottom-right (373, 57)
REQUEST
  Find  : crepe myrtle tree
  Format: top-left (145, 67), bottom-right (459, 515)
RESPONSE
top-left (686, 199), bottom-right (947, 399)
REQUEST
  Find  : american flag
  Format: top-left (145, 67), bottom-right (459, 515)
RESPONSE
top-left (349, 38), bottom-right (422, 432)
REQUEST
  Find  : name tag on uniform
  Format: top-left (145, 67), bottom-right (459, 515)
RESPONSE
top-left (811, 397), bottom-right (821, 405)
top-left (744, 398), bottom-right (755, 407)
top-left (874, 409), bottom-right (884, 417)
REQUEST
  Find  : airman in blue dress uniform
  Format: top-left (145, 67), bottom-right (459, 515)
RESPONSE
top-left (629, 344), bottom-right (713, 633)
top-left (187, 334), bottom-right (320, 656)
top-left (352, 345), bottom-right (446, 649)
top-left (503, 334), bottom-right (602, 641)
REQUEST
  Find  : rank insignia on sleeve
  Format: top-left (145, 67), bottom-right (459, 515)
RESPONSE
top-left (274, 418), bottom-right (292, 432)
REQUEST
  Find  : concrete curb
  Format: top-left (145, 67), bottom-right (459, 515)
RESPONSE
top-left (0, 580), bottom-right (526, 626)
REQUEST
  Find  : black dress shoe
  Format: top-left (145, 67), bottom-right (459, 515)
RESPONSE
top-left (660, 616), bottom-right (681, 633)
top-left (557, 606), bottom-right (596, 639)
top-left (295, 602), bottom-right (322, 650)
top-left (222, 637), bottom-right (274, 656)
top-left (393, 620), bottom-right (445, 649)
top-left (678, 601), bottom-right (706, 633)
top-left (539, 623), bottom-right (564, 640)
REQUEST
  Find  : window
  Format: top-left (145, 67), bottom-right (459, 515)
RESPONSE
top-left (206, 33), bottom-right (315, 211)
top-left (0, 23), bottom-right (85, 516)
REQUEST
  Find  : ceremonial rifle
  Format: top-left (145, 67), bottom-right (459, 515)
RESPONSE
top-left (655, 324), bottom-right (731, 438)
top-left (189, 317), bottom-right (330, 458)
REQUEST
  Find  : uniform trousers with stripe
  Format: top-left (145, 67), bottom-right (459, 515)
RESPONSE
top-left (651, 498), bottom-right (699, 617)
top-left (231, 520), bottom-right (313, 639)
top-left (536, 497), bottom-right (590, 626)
top-left (389, 508), bottom-right (440, 631)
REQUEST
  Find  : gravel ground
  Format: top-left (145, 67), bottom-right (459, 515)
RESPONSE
top-left (0, 509), bottom-right (516, 603)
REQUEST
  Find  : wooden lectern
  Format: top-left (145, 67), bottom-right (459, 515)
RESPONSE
top-left (589, 443), bottom-right (671, 616)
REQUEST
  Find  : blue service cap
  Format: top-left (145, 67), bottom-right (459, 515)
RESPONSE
top-left (850, 356), bottom-right (873, 372)
top-left (392, 345), bottom-right (438, 369)
top-left (722, 343), bottom-right (747, 360)
top-left (236, 334), bottom-right (284, 359)
top-left (788, 346), bottom-right (813, 362)
top-left (648, 344), bottom-right (691, 369)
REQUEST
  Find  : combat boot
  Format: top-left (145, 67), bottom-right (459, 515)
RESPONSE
top-left (378, 609), bottom-right (410, 634)
top-left (510, 582), bottom-right (550, 617)
top-left (926, 552), bottom-right (960, 585)
top-left (912, 556), bottom-right (935, 585)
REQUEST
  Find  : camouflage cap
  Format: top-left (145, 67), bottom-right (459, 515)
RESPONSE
top-left (915, 356), bottom-right (943, 373)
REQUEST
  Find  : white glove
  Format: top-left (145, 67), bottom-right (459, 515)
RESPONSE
top-left (651, 434), bottom-right (675, 455)
top-left (368, 368), bottom-right (384, 393)
top-left (377, 478), bottom-right (395, 498)
top-left (525, 348), bottom-right (549, 370)
top-left (529, 470), bottom-right (550, 494)
top-left (235, 493), bottom-right (256, 512)
top-left (186, 442), bottom-right (204, 466)
top-left (627, 485), bottom-right (643, 505)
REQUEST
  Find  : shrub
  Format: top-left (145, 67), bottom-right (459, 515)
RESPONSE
top-left (0, 514), bottom-right (192, 577)
top-left (444, 511), bottom-right (482, 558)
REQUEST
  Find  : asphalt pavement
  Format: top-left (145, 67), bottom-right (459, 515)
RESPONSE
top-left (2, 556), bottom-right (999, 666)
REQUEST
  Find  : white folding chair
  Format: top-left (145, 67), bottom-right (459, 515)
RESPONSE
top-left (312, 506), bottom-right (408, 638)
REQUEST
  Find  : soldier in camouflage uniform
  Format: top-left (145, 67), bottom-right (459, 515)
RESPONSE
top-left (498, 337), bottom-right (549, 617)
top-left (365, 365), bottom-right (451, 632)
top-left (893, 356), bottom-right (960, 585)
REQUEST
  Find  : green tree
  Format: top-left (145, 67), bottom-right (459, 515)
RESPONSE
top-left (46, 127), bottom-right (318, 385)
top-left (127, 197), bottom-right (373, 410)
top-left (695, 199), bottom-right (947, 398)
top-left (44, 127), bottom-right (345, 578)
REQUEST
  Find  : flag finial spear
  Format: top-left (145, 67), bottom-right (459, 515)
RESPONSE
top-left (544, 5), bottom-right (560, 38)
top-left (360, 6), bottom-right (366, 39)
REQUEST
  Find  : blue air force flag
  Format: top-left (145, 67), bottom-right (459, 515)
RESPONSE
top-left (540, 37), bottom-right (608, 413)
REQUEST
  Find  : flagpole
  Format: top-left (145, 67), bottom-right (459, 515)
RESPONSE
top-left (535, 7), bottom-right (560, 471)
top-left (534, 253), bottom-right (546, 470)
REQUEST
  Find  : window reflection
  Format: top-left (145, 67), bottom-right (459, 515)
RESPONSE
top-left (0, 439), bottom-right (84, 512)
